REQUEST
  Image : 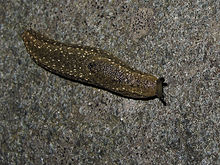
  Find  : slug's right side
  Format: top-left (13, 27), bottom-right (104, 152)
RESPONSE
top-left (87, 57), bottom-right (167, 105)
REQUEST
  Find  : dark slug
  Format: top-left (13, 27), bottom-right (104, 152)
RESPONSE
top-left (22, 29), bottom-right (167, 105)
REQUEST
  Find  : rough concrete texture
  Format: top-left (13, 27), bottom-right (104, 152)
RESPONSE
top-left (0, 0), bottom-right (219, 164)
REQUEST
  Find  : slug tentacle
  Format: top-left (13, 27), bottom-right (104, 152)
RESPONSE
top-left (156, 77), bottom-right (167, 105)
top-left (22, 29), bottom-right (167, 105)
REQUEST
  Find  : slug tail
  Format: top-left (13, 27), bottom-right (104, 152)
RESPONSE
top-left (156, 77), bottom-right (167, 106)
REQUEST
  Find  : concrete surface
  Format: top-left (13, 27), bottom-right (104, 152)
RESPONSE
top-left (0, 0), bottom-right (219, 164)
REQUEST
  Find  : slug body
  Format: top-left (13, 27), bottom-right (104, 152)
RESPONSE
top-left (22, 29), bottom-right (166, 104)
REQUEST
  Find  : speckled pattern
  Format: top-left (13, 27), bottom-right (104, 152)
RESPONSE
top-left (22, 29), bottom-right (165, 103)
top-left (0, 0), bottom-right (219, 164)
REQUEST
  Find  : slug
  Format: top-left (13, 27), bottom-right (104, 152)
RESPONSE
top-left (21, 29), bottom-right (167, 105)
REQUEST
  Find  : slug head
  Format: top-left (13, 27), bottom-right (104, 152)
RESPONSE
top-left (156, 77), bottom-right (167, 106)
